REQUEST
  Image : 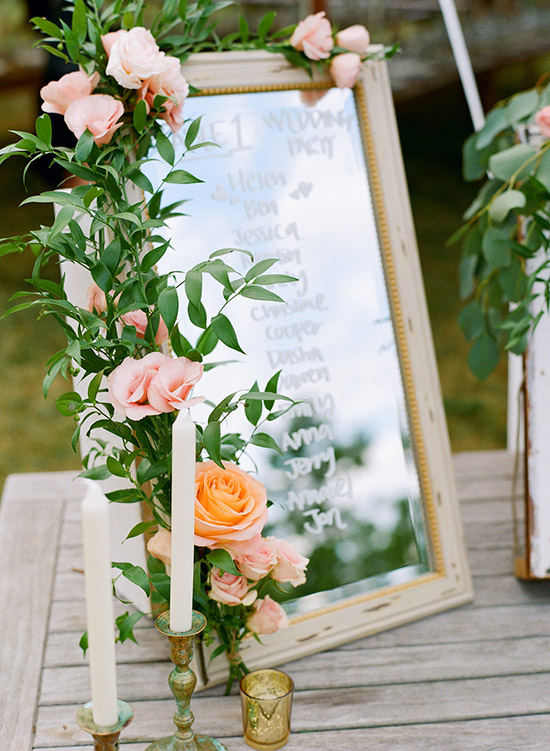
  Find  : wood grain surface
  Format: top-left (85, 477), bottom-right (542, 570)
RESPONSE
top-left (4, 451), bottom-right (549, 751)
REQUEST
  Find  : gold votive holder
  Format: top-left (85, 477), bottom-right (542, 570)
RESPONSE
top-left (76, 700), bottom-right (133, 751)
top-left (240, 669), bottom-right (294, 750)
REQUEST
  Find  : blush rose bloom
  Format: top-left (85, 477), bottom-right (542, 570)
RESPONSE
top-left (101, 29), bottom-right (126, 56)
top-left (139, 57), bottom-right (189, 133)
top-left (226, 535), bottom-right (278, 581)
top-left (194, 462), bottom-right (269, 547)
top-left (330, 53), bottom-right (362, 89)
top-left (268, 537), bottom-right (309, 586)
top-left (147, 357), bottom-right (204, 413)
top-left (106, 26), bottom-right (172, 89)
top-left (86, 282), bottom-right (107, 314)
top-left (535, 106), bottom-right (550, 139)
top-left (335, 25), bottom-right (370, 54)
top-left (290, 12), bottom-right (334, 61)
top-left (107, 351), bottom-right (166, 420)
top-left (147, 528), bottom-right (172, 567)
top-left (64, 94), bottom-right (124, 145)
top-left (209, 568), bottom-right (257, 606)
top-left (121, 309), bottom-right (169, 345)
top-left (247, 596), bottom-right (288, 635)
top-left (40, 70), bottom-right (100, 116)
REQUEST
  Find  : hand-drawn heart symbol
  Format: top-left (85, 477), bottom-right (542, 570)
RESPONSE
top-left (289, 182), bottom-right (313, 200)
top-left (211, 184), bottom-right (227, 201)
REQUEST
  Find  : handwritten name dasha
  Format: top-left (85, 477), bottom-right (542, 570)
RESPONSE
top-left (266, 344), bottom-right (324, 369)
top-left (283, 446), bottom-right (336, 480)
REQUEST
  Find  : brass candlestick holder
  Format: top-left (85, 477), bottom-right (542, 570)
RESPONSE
top-left (145, 610), bottom-right (229, 751)
top-left (77, 700), bottom-right (133, 751)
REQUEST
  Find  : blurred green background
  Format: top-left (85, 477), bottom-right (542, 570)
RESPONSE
top-left (2, 0), bottom-right (548, 492)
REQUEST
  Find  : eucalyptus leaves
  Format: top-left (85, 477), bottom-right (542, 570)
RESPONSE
top-left (455, 80), bottom-right (550, 379)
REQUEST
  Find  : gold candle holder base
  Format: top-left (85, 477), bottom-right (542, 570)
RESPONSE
top-left (77, 700), bottom-right (133, 751)
top-left (145, 610), bottom-right (229, 751)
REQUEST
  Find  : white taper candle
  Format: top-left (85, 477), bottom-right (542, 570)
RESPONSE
top-left (438, 0), bottom-right (485, 131)
top-left (81, 482), bottom-right (118, 726)
top-left (170, 409), bottom-right (196, 632)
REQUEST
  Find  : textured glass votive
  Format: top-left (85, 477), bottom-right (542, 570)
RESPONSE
top-left (240, 669), bottom-right (294, 750)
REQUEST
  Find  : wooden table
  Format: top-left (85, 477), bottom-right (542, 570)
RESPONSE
top-left (2, 450), bottom-right (550, 751)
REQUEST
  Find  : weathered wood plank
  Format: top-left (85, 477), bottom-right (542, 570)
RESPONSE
top-left (34, 673), bottom-right (550, 746)
top-left (453, 450), bottom-right (518, 478)
top-left (32, 713), bottom-right (550, 751)
top-left (38, 634), bottom-right (550, 705)
top-left (338, 602), bottom-right (550, 648)
top-left (0, 479), bottom-right (65, 751)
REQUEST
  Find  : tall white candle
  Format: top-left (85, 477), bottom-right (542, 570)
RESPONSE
top-left (438, 0), bottom-right (485, 132)
top-left (81, 482), bottom-right (118, 726)
top-left (170, 409), bottom-right (196, 632)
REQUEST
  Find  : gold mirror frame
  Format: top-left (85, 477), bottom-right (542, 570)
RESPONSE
top-left (153, 49), bottom-right (473, 685)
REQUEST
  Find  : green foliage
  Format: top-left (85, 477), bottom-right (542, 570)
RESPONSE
top-left (455, 79), bottom-right (550, 379)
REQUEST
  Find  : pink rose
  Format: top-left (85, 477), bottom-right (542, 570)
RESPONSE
top-left (290, 12), bottom-right (334, 61)
top-left (147, 357), bottom-right (204, 413)
top-left (147, 528), bottom-right (172, 567)
top-left (209, 568), bottom-right (257, 606)
top-left (40, 70), bottom-right (100, 116)
top-left (335, 25), bottom-right (370, 54)
top-left (247, 596), bottom-right (288, 635)
top-left (101, 29), bottom-right (127, 57)
top-left (106, 26), bottom-right (172, 89)
top-left (268, 537), bottom-right (309, 587)
top-left (535, 106), bottom-right (550, 139)
top-left (226, 535), bottom-right (277, 581)
top-left (64, 94), bottom-right (124, 145)
top-left (299, 90), bottom-right (329, 107)
top-left (139, 57), bottom-right (189, 133)
top-left (330, 53), bottom-right (362, 89)
top-left (107, 351), bottom-right (166, 420)
top-left (86, 282), bottom-right (107, 314)
top-left (121, 309), bottom-right (169, 345)
top-left (194, 462), bottom-right (269, 547)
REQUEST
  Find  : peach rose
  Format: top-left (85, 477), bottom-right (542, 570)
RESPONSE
top-left (335, 25), bottom-right (370, 54)
top-left (121, 309), bottom-right (169, 345)
top-left (535, 106), bottom-right (550, 139)
top-left (139, 57), bottom-right (189, 133)
top-left (330, 53), bottom-right (362, 89)
top-left (226, 535), bottom-right (278, 581)
top-left (147, 528), bottom-right (172, 567)
top-left (194, 462), bottom-right (269, 547)
top-left (86, 282), bottom-right (107, 314)
top-left (247, 596), bottom-right (288, 635)
top-left (64, 94), bottom-right (124, 145)
top-left (106, 26), bottom-right (172, 89)
top-left (40, 70), bottom-right (100, 116)
top-left (209, 568), bottom-right (257, 606)
top-left (268, 537), bottom-right (309, 587)
top-left (290, 12), bottom-right (334, 61)
top-left (101, 29), bottom-right (126, 57)
top-left (107, 351), bottom-right (166, 420)
top-left (147, 357), bottom-right (204, 413)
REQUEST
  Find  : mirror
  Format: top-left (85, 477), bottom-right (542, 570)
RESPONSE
top-left (145, 50), bottom-right (471, 681)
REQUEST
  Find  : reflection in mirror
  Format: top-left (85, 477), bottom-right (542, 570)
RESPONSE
top-left (147, 87), bottom-right (431, 618)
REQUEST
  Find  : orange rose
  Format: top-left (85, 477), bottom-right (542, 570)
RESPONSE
top-left (194, 462), bottom-right (268, 547)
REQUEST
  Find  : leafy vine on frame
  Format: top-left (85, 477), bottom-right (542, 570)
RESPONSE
top-left (0, 0), bottom-right (394, 691)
